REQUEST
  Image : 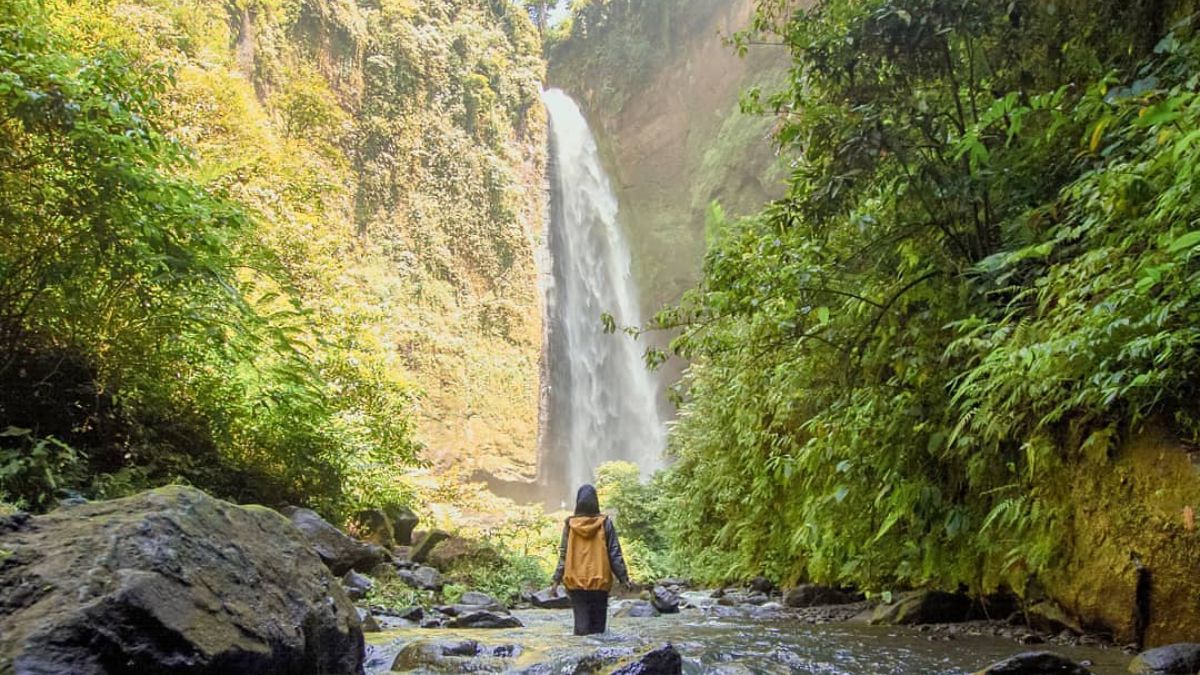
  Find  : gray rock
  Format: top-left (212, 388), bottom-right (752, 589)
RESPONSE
top-left (410, 529), bottom-right (451, 564)
top-left (531, 586), bottom-right (572, 609)
top-left (398, 565), bottom-right (443, 591)
top-left (384, 504), bottom-right (420, 546)
top-left (870, 590), bottom-right (973, 625)
top-left (651, 585), bottom-right (680, 614)
top-left (448, 610), bottom-right (523, 628)
top-left (784, 584), bottom-right (859, 607)
top-left (391, 639), bottom-right (519, 671)
top-left (352, 509), bottom-right (394, 548)
top-left (615, 600), bottom-right (660, 618)
top-left (0, 486), bottom-right (363, 675)
top-left (1128, 643), bottom-right (1200, 674)
top-left (973, 651), bottom-right (1091, 674)
top-left (419, 615), bottom-right (448, 629)
top-left (743, 593), bottom-right (770, 606)
top-left (748, 576), bottom-right (775, 594)
top-left (611, 644), bottom-right (683, 675)
top-left (280, 505), bottom-right (386, 575)
top-left (341, 570), bottom-right (374, 601)
top-left (460, 590), bottom-right (504, 610)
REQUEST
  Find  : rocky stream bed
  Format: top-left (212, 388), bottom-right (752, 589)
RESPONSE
top-left (3, 487), bottom-right (1198, 674)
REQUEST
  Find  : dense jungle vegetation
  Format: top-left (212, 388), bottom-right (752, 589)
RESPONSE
top-left (652, 0), bottom-right (1200, 595)
top-left (0, 0), bottom-right (546, 519)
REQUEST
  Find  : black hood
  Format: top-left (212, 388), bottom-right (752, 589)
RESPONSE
top-left (574, 484), bottom-right (600, 516)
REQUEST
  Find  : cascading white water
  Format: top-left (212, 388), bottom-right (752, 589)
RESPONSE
top-left (539, 88), bottom-right (666, 503)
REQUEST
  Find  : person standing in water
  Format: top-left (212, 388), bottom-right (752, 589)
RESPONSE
top-left (550, 484), bottom-right (631, 635)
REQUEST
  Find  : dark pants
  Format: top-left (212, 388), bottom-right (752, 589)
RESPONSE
top-left (568, 589), bottom-right (609, 635)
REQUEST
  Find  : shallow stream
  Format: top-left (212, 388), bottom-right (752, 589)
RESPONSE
top-left (364, 602), bottom-right (1132, 674)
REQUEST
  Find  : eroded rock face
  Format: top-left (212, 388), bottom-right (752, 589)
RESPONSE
top-left (0, 486), bottom-right (364, 675)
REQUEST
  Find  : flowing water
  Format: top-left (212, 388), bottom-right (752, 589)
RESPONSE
top-left (538, 89), bottom-right (666, 503)
top-left (364, 601), bottom-right (1132, 674)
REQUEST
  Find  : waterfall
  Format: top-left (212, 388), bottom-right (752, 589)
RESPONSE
top-left (539, 88), bottom-right (666, 505)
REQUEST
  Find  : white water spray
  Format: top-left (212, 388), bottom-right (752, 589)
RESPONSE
top-left (539, 89), bottom-right (666, 502)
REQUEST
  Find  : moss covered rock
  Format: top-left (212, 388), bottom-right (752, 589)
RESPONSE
top-left (0, 486), bottom-right (363, 675)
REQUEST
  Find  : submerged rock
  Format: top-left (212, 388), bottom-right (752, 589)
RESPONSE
top-left (0, 486), bottom-right (363, 675)
top-left (531, 586), bottom-right (572, 609)
top-left (447, 610), bottom-right (523, 629)
top-left (973, 651), bottom-right (1092, 674)
top-left (651, 585), bottom-right (681, 614)
top-left (1128, 643), bottom-right (1200, 674)
top-left (611, 644), bottom-right (683, 675)
top-left (281, 505), bottom-right (387, 575)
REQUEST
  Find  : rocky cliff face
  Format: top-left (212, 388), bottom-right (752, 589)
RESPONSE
top-left (547, 0), bottom-right (789, 312)
top-left (86, 0), bottom-right (549, 482)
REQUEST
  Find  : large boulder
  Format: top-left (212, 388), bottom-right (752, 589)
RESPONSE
top-left (1128, 643), bottom-right (1200, 674)
top-left (351, 509), bottom-right (394, 548)
top-left (611, 644), bottom-right (683, 675)
top-left (973, 652), bottom-right (1091, 674)
top-left (0, 486), bottom-right (363, 675)
top-left (280, 505), bottom-right (386, 576)
top-left (384, 504), bottom-right (420, 546)
top-left (870, 590), bottom-right (974, 625)
top-left (784, 584), bottom-right (859, 608)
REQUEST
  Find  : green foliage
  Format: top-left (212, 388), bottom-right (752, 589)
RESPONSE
top-left (365, 571), bottom-right (435, 611)
top-left (659, 0), bottom-right (1200, 593)
top-left (0, 428), bottom-right (80, 511)
top-left (595, 461), bottom-right (674, 582)
top-left (441, 512), bottom-right (555, 603)
top-left (0, 0), bottom-right (422, 516)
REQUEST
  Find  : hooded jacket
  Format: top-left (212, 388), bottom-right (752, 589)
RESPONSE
top-left (552, 485), bottom-right (630, 591)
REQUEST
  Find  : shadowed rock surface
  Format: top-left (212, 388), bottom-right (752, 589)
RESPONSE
top-left (280, 506), bottom-right (387, 576)
top-left (0, 486), bottom-right (363, 675)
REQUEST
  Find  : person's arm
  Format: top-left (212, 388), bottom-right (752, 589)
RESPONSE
top-left (551, 521), bottom-right (569, 586)
top-left (605, 517), bottom-right (631, 586)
